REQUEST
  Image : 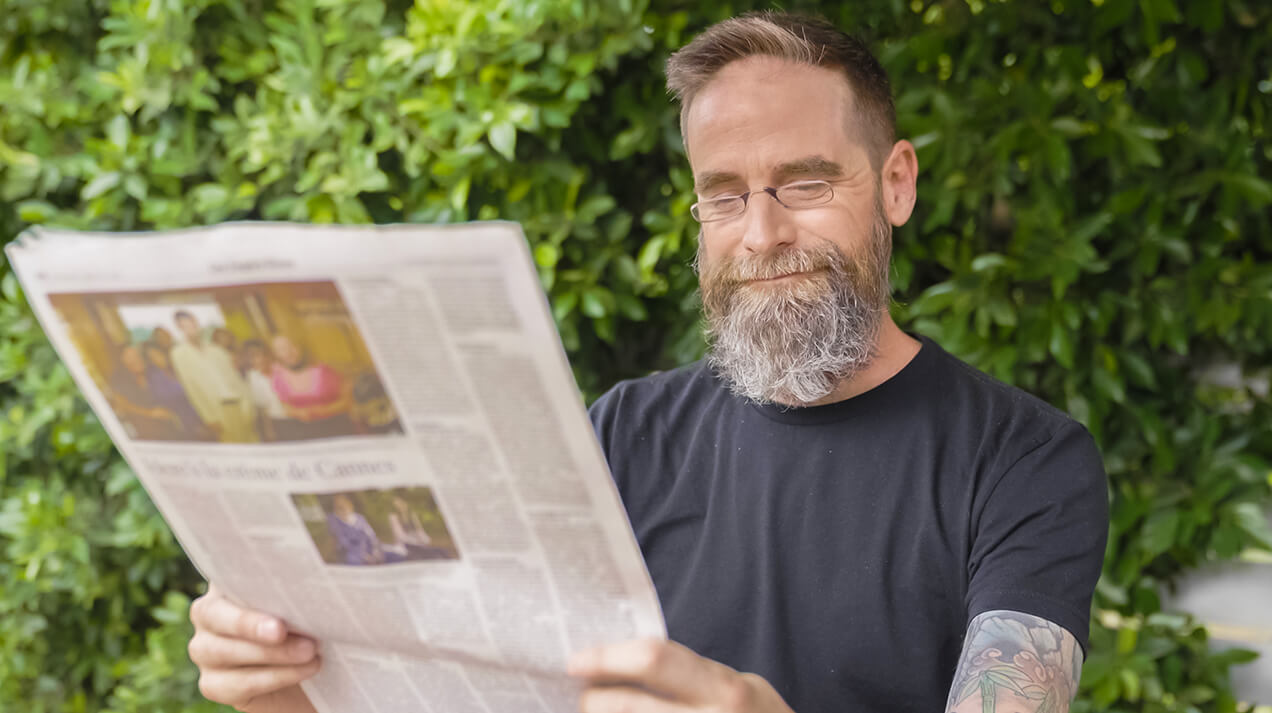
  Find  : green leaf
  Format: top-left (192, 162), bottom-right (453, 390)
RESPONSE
top-left (435, 47), bottom-right (457, 77)
top-left (16, 200), bottom-right (58, 223)
top-left (1220, 173), bottom-right (1272, 206)
top-left (534, 242), bottom-right (560, 269)
top-left (581, 287), bottom-right (610, 318)
top-left (1117, 127), bottom-right (1163, 167)
top-left (1119, 350), bottom-right (1158, 389)
top-left (1049, 117), bottom-right (1089, 137)
top-left (1141, 510), bottom-right (1181, 557)
top-left (1091, 367), bottom-right (1126, 404)
top-left (1049, 320), bottom-right (1075, 369)
top-left (1229, 503), bottom-right (1272, 550)
top-left (81, 172), bottom-right (121, 200)
top-left (489, 122), bottom-right (517, 161)
top-left (1119, 668), bottom-right (1142, 702)
top-left (971, 253), bottom-right (1008, 272)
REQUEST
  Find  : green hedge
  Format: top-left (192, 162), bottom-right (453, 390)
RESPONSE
top-left (2, 1), bottom-right (1270, 711)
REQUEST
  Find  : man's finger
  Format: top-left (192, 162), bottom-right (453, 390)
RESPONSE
top-left (578, 685), bottom-right (686, 713)
top-left (189, 630), bottom-right (317, 668)
top-left (197, 659), bottom-right (322, 707)
top-left (568, 639), bottom-right (729, 704)
top-left (191, 589), bottom-right (287, 644)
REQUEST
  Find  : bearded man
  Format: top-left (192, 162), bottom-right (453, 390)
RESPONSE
top-left (187, 11), bottom-right (1107, 713)
top-left (570, 13), bottom-right (1107, 713)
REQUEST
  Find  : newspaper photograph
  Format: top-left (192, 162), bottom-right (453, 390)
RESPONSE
top-left (5, 221), bottom-right (666, 713)
top-left (46, 280), bottom-right (403, 443)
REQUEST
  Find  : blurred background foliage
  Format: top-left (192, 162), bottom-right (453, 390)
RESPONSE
top-left (1, 0), bottom-right (1271, 711)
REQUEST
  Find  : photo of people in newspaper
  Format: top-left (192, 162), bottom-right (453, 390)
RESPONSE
top-left (48, 280), bottom-right (403, 443)
top-left (292, 486), bottom-right (460, 565)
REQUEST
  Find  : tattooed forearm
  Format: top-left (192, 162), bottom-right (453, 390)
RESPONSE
top-left (945, 610), bottom-right (1083, 713)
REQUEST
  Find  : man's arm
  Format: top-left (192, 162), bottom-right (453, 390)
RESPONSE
top-left (946, 610), bottom-right (1084, 713)
top-left (568, 639), bottom-right (796, 713)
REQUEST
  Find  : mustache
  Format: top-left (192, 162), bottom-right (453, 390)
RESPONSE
top-left (703, 244), bottom-right (844, 286)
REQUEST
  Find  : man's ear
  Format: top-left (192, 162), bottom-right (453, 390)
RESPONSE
top-left (880, 140), bottom-right (918, 227)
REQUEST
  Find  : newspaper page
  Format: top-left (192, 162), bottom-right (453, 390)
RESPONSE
top-left (5, 221), bottom-right (666, 713)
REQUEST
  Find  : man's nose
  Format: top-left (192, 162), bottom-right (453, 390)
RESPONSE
top-left (739, 191), bottom-right (796, 255)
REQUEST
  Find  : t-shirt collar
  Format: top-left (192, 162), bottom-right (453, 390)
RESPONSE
top-left (726, 334), bottom-right (936, 425)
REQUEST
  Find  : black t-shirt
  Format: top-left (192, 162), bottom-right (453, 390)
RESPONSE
top-left (588, 336), bottom-right (1107, 713)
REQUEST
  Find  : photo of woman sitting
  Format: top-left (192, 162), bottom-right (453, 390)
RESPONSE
top-left (384, 496), bottom-right (454, 561)
top-left (324, 494), bottom-right (404, 566)
top-left (293, 487), bottom-right (460, 567)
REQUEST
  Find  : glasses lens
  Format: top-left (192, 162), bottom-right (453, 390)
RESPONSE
top-left (693, 196), bottom-right (744, 222)
top-left (776, 180), bottom-right (832, 207)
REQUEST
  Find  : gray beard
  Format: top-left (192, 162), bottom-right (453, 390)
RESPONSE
top-left (698, 212), bottom-right (892, 406)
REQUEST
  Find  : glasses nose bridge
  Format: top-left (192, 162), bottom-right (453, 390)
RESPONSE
top-left (741, 186), bottom-right (786, 212)
top-left (738, 186), bottom-right (791, 235)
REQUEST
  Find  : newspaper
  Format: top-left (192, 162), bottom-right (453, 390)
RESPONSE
top-left (5, 221), bottom-right (666, 713)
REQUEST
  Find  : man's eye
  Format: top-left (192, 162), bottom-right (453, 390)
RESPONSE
top-left (784, 182), bottom-right (823, 194)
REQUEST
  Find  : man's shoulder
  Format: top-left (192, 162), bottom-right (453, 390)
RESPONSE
top-left (587, 360), bottom-right (720, 441)
top-left (916, 337), bottom-right (1090, 457)
top-left (590, 360), bottom-right (713, 416)
top-left (925, 338), bottom-right (1072, 418)
top-left (169, 342), bottom-right (196, 361)
top-left (597, 360), bottom-right (712, 400)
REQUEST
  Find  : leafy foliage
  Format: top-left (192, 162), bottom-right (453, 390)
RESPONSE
top-left (1, 0), bottom-right (1270, 711)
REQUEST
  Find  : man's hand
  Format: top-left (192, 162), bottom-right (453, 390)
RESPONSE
top-left (188, 585), bottom-right (321, 713)
top-left (568, 639), bottom-right (795, 713)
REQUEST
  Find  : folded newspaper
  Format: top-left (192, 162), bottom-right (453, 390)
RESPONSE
top-left (5, 222), bottom-right (666, 713)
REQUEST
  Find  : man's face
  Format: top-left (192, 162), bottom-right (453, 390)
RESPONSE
top-left (176, 315), bottom-right (201, 341)
top-left (684, 56), bottom-right (895, 405)
top-left (686, 56), bottom-right (889, 272)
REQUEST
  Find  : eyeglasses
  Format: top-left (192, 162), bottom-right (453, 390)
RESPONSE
top-left (690, 179), bottom-right (836, 223)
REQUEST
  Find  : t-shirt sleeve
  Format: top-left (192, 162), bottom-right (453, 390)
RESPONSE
top-left (587, 384), bottom-right (622, 472)
top-left (966, 420), bottom-right (1109, 651)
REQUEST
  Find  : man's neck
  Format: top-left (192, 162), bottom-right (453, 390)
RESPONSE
top-left (787, 317), bottom-right (921, 408)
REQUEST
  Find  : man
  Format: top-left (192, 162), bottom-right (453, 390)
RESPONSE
top-left (186, 11), bottom-right (1107, 713)
top-left (169, 310), bottom-right (257, 443)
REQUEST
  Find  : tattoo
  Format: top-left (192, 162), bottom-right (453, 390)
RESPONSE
top-left (945, 610), bottom-right (1083, 713)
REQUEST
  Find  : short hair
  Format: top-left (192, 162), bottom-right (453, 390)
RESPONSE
top-left (665, 11), bottom-right (896, 167)
top-left (173, 310), bottom-right (196, 323)
top-left (242, 338), bottom-right (266, 354)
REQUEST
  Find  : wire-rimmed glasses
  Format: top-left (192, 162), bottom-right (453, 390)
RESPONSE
top-left (690, 179), bottom-right (836, 223)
